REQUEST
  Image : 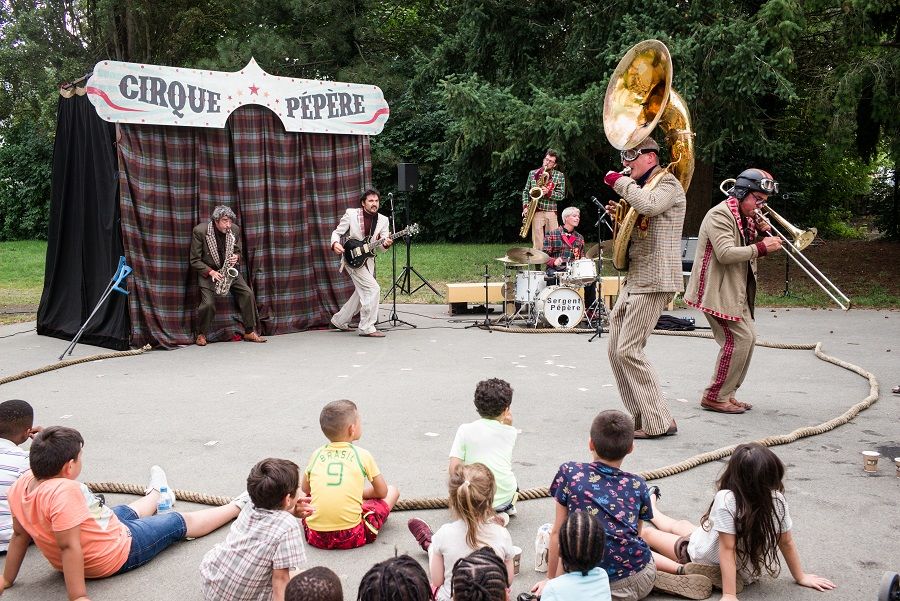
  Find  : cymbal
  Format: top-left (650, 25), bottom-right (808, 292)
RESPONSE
top-left (495, 256), bottom-right (526, 266)
top-left (585, 244), bottom-right (601, 259)
top-left (506, 247), bottom-right (550, 265)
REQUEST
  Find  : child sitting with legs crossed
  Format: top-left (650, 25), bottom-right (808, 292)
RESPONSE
top-left (301, 399), bottom-right (399, 549)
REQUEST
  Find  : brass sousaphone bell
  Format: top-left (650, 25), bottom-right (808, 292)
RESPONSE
top-left (602, 40), bottom-right (695, 270)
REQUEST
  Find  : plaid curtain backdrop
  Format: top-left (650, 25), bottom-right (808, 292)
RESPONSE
top-left (118, 105), bottom-right (368, 348)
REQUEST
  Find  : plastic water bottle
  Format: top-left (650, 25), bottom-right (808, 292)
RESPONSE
top-left (157, 486), bottom-right (174, 514)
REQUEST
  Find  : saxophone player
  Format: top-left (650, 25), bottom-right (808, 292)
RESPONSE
top-left (521, 149), bottom-right (566, 249)
top-left (190, 205), bottom-right (266, 346)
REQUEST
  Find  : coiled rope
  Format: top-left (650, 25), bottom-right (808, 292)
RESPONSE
top-left (0, 337), bottom-right (878, 510)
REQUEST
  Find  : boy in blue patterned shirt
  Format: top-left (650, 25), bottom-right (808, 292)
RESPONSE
top-left (532, 410), bottom-right (656, 600)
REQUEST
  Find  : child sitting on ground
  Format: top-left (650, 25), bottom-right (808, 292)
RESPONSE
top-left (357, 554), bottom-right (432, 601)
top-left (449, 378), bottom-right (518, 516)
top-left (641, 442), bottom-right (835, 600)
top-left (531, 410), bottom-right (712, 601)
top-left (0, 399), bottom-right (42, 552)
top-left (301, 399), bottom-right (399, 549)
top-left (539, 510), bottom-right (611, 600)
top-left (450, 546), bottom-right (509, 601)
top-left (1, 426), bottom-right (242, 600)
top-left (200, 458), bottom-right (314, 601)
top-left (406, 463), bottom-right (514, 601)
top-left (284, 566), bottom-right (343, 601)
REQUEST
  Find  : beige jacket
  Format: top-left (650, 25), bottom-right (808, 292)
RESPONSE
top-left (330, 208), bottom-right (389, 272)
top-left (611, 168), bottom-right (686, 293)
top-left (684, 200), bottom-right (764, 321)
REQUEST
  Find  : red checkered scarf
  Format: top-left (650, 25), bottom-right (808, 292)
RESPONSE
top-left (726, 197), bottom-right (755, 242)
top-left (205, 221), bottom-right (235, 269)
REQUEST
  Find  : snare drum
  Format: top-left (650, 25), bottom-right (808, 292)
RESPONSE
top-left (515, 270), bottom-right (547, 303)
top-left (560, 258), bottom-right (598, 286)
top-left (536, 286), bottom-right (584, 328)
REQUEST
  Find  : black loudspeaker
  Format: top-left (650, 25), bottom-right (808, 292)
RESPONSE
top-left (397, 163), bottom-right (419, 192)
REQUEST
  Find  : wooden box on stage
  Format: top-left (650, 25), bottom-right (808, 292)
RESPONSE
top-left (446, 282), bottom-right (505, 314)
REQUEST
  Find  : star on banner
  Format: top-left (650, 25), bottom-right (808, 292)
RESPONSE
top-left (249, 84), bottom-right (260, 95)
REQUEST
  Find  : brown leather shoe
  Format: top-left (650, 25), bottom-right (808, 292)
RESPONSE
top-left (700, 399), bottom-right (746, 414)
top-left (195, 334), bottom-right (207, 346)
top-left (359, 331), bottom-right (385, 338)
top-left (730, 398), bottom-right (753, 410)
top-left (243, 331), bottom-right (267, 343)
top-left (634, 420), bottom-right (677, 439)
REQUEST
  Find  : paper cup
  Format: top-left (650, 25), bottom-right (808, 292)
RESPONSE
top-left (512, 545), bottom-right (522, 575)
top-left (862, 450), bottom-right (880, 473)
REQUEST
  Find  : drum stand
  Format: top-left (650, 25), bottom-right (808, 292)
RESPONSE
top-left (587, 277), bottom-right (609, 341)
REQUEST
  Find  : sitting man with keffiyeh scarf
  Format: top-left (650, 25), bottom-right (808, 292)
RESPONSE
top-left (684, 169), bottom-right (783, 414)
top-left (190, 205), bottom-right (266, 346)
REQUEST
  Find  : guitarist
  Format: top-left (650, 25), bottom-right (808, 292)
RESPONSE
top-left (329, 188), bottom-right (394, 337)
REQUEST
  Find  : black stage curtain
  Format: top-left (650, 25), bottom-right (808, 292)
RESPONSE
top-left (37, 92), bottom-right (130, 350)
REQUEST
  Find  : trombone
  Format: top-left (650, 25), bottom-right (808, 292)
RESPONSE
top-left (719, 179), bottom-right (851, 311)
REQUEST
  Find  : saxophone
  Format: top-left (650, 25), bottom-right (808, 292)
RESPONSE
top-left (215, 259), bottom-right (239, 296)
top-left (519, 170), bottom-right (551, 238)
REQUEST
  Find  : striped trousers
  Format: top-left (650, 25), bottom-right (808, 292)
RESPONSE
top-left (607, 288), bottom-right (674, 436)
top-left (701, 305), bottom-right (756, 403)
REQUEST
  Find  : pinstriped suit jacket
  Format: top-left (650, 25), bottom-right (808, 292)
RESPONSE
top-left (611, 167), bottom-right (686, 293)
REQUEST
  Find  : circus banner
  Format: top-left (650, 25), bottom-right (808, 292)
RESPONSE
top-left (87, 58), bottom-right (389, 135)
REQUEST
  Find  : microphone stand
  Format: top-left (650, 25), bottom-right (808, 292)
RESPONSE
top-left (464, 264), bottom-right (494, 331)
top-left (376, 192), bottom-right (414, 329)
top-left (588, 196), bottom-right (612, 342)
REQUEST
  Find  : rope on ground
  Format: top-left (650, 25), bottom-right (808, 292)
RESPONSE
top-left (0, 345), bottom-right (151, 386)
top-left (84, 335), bottom-right (879, 511)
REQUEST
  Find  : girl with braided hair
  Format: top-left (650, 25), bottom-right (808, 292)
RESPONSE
top-left (356, 554), bottom-right (431, 601)
top-left (641, 443), bottom-right (835, 600)
top-left (538, 510), bottom-right (611, 600)
top-left (408, 463), bottom-right (514, 601)
top-left (451, 546), bottom-right (509, 601)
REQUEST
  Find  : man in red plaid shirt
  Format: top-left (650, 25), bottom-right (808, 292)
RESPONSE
top-left (542, 207), bottom-right (597, 318)
top-left (522, 149), bottom-right (567, 249)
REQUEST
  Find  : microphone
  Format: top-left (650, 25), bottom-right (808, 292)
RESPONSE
top-left (591, 196), bottom-right (603, 208)
top-left (388, 192), bottom-right (394, 201)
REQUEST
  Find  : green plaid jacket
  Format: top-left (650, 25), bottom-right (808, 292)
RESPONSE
top-left (521, 168), bottom-right (566, 212)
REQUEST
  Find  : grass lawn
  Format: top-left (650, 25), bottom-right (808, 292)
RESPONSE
top-left (0, 241), bottom-right (46, 324)
top-left (1, 239), bottom-right (897, 327)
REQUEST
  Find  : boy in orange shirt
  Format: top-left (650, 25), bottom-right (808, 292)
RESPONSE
top-left (1, 426), bottom-right (243, 600)
top-left (301, 399), bottom-right (400, 549)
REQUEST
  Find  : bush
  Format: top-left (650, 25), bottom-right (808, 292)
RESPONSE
top-left (0, 120), bottom-right (53, 240)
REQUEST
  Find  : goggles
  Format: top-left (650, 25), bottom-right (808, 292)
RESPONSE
top-left (620, 147), bottom-right (655, 162)
top-left (757, 177), bottom-right (779, 194)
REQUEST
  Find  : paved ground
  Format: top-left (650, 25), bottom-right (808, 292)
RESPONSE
top-left (0, 304), bottom-right (897, 601)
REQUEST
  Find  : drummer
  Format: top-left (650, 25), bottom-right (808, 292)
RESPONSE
top-left (543, 206), bottom-right (597, 314)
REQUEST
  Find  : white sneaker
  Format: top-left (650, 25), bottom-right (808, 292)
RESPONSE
top-left (231, 491), bottom-right (252, 511)
top-left (505, 505), bottom-right (517, 516)
top-left (146, 465), bottom-right (169, 495)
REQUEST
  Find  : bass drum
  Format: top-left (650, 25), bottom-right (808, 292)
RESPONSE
top-left (536, 286), bottom-right (584, 329)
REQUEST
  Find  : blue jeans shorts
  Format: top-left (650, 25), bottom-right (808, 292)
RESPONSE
top-left (112, 505), bottom-right (187, 574)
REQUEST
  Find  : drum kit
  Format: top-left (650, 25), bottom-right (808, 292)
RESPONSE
top-left (496, 246), bottom-right (607, 330)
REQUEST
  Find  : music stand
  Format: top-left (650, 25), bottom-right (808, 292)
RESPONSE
top-left (376, 192), bottom-right (415, 329)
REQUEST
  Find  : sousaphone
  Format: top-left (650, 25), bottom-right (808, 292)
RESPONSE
top-left (603, 40), bottom-right (695, 270)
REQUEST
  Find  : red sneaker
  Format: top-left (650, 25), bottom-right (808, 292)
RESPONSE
top-left (407, 518), bottom-right (433, 551)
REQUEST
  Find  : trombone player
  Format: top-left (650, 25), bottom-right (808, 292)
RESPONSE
top-left (521, 149), bottom-right (566, 249)
top-left (684, 168), bottom-right (783, 414)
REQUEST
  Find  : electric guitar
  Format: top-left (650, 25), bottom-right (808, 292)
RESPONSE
top-left (343, 223), bottom-right (420, 268)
